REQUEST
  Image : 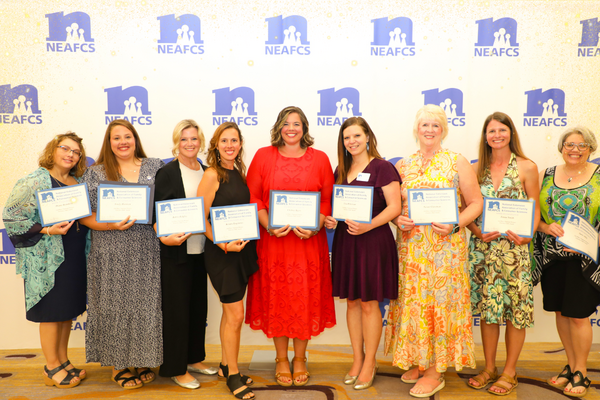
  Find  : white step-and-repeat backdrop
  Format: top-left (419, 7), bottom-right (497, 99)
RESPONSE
top-left (1, 0), bottom-right (599, 349)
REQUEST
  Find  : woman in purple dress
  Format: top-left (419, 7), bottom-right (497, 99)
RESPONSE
top-left (324, 117), bottom-right (401, 390)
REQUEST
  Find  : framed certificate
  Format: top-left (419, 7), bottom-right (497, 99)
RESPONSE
top-left (269, 190), bottom-right (320, 230)
top-left (332, 185), bottom-right (374, 223)
top-left (96, 182), bottom-right (154, 224)
top-left (558, 211), bottom-right (599, 264)
top-left (210, 203), bottom-right (260, 244)
top-left (36, 183), bottom-right (92, 227)
top-left (481, 198), bottom-right (535, 238)
top-left (155, 197), bottom-right (206, 237)
top-left (407, 188), bottom-right (459, 225)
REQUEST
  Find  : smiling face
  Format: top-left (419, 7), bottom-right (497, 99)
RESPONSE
top-left (110, 125), bottom-right (136, 161)
top-left (53, 138), bottom-right (81, 173)
top-left (218, 127), bottom-right (242, 165)
top-left (281, 112), bottom-right (303, 147)
top-left (562, 133), bottom-right (590, 166)
top-left (417, 118), bottom-right (443, 148)
top-left (485, 119), bottom-right (511, 150)
top-left (343, 124), bottom-right (368, 157)
top-left (178, 127), bottom-right (200, 161)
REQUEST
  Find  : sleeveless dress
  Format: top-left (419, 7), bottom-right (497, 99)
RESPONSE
top-left (384, 149), bottom-right (476, 373)
top-left (245, 146), bottom-right (336, 340)
top-left (533, 165), bottom-right (600, 317)
top-left (468, 153), bottom-right (534, 328)
top-left (331, 158), bottom-right (400, 302)
top-left (204, 168), bottom-right (258, 298)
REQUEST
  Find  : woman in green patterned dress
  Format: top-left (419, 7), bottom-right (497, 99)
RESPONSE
top-left (466, 112), bottom-right (540, 395)
top-left (535, 126), bottom-right (600, 398)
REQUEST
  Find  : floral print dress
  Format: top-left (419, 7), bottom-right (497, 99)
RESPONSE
top-left (384, 149), bottom-right (476, 373)
top-left (468, 153), bottom-right (534, 329)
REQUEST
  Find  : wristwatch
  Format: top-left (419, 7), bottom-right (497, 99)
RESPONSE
top-left (450, 224), bottom-right (460, 234)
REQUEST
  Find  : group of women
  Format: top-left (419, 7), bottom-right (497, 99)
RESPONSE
top-left (3, 104), bottom-right (599, 398)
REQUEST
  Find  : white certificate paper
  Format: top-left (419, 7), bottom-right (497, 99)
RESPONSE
top-left (407, 188), bottom-right (459, 225)
top-left (332, 185), bottom-right (374, 223)
top-left (155, 197), bottom-right (206, 237)
top-left (210, 203), bottom-right (260, 244)
top-left (36, 183), bottom-right (92, 227)
top-left (558, 211), bottom-right (599, 264)
top-left (481, 198), bottom-right (535, 238)
top-left (269, 190), bottom-right (320, 230)
top-left (97, 183), bottom-right (151, 224)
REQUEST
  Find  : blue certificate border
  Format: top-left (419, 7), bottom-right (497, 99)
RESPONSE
top-left (558, 210), bottom-right (599, 264)
top-left (96, 183), bottom-right (151, 224)
top-left (407, 188), bottom-right (459, 225)
top-left (155, 197), bottom-right (206, 237)
top-left (268, 190), bottom-right (321, 230)
top-left (36, 182), bottom-right (92, 227)
top-left (210, 203), bottom-right (260, 244)
top-left (481, 197), bottom-right (535, 238)
top-left (332, 184), bottom-right (374, 224)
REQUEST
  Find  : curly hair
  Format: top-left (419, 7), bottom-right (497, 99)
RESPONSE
top-left (38, 132), bottom-right (87, 178)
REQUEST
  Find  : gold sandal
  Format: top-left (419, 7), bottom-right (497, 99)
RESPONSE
top-left (488, 373), bottom-right (518, 396)
top-left (292, 356), bottom-right (310, 386)
top-left (467, 367), bottom-right (498, 389)
top-left (275, 358), bottom-right (292, 387)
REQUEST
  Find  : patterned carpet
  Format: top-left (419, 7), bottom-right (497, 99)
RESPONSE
top-left (1, 343), bottom-right (599, 399)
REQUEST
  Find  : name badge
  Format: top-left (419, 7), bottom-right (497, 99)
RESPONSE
top-left (357, 173), bottom-right (370, 182)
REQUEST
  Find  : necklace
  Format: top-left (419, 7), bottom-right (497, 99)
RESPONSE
top-left (564, 164), bottom-right (587, 182)
top-left (50, 175), bottom-right (80, 232)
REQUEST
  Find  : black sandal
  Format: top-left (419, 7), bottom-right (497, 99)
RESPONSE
top-left (60, 360), bottom-right (86, 380)
top-left (136, 368), bottom-right (156, 384)
top-left (227, 372), bottom-right (255, 399)
top-left (112, 369), bottom-right (142, 390)
top-left (547, 364), bottom-right (573, 389)
top-left (564, 371), bottom-right (591, 398)
top-left (219, 363), bottom-right (254, 386)
top-left (43, 365), bottom-right (81, 388)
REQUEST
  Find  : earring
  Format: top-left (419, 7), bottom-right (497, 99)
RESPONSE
top-left (217, 152), bottom-right (221, 163)
top-left (367, 142), bottom-right (370, 151)
top-left (345, 148), bottom-right (348, 156)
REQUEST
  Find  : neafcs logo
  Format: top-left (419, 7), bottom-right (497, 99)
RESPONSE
top-left (104, 86), bottom-right (152, 125)
top-left (0, 228), bottom-right (16, 265)
top-left (474, 17), bottom-right (519, 57)
top-left (422, 88), bottom-right (465, 127)
top-left (370, 17), bottom-right (416, 57)
top-left (0, 84), bottom-right (42, 124)
top-left (317, 87), bottom-right (362, 126)
top-left (212, 87), bottom-right (258, 126)
top-left (578, 18), bottom-right (600, 57)
top-left (265, 15), bottom-right (310, 55)
top-left (523, 88), bottom-right (567, 127)
top-left (46, 11), bottom-right (95, 53)
top-left (157, 14), bottom-right (204, 55)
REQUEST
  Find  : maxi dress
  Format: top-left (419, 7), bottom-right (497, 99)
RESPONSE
top-left (245, 146), bottom-right (336, 340)
top-left (384, 149), bottom-right (476, 373)
top-left (468, 153), bottom-right (534, 328)
top-left (83, 158), bottom-right (165, 369)
top-left (331, 158), bottom-right (401, 302)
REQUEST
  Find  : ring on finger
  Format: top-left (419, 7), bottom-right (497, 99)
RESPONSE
top-left (401, 225), bottom-right (405, 229)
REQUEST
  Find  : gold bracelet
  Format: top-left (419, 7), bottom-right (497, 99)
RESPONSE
top-left (47, 226), bottom-right (52, 236)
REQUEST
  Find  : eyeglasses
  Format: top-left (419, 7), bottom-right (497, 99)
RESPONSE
top-left (57, 145), bottom-right (82, 157)
top-left (563, 142), bottom-right (591, 151)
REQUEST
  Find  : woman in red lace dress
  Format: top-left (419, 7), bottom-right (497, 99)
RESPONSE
top-left (245, 106), bottom-right (336, 387)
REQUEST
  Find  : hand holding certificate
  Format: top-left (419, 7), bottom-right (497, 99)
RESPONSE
top-left (210, 203), bottom-right (260, 244)
top-left (481, 198), bottom-right (535, 238)
top-left (96, 182), bottom-right (153, 224)
top-left (558, 211), bottom-right (599, 263)
top-left (155, 197), bottom-right (206, 237)
top-left (407, 188), bottom-right (459, 225)
top-left (36, 183), bottom-right (92, 226)
top-left (332, 185), bottom-right (374, 223)
top-left (269, 190), bottom-right (321, 230)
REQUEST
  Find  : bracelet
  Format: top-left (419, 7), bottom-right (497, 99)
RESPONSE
top-left (106, 223), bottom-right (111, 231)
top-left (224, 242), bottom-right (228, 254)
top-left (47, 226), bottom-right (52, 236)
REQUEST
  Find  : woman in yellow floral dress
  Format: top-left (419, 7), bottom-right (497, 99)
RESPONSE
top-left (384, 104), bottom-right (483, 398)
top-left (466, 112), bottom-right (539, 395)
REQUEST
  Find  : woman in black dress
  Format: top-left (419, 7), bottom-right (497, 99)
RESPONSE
top-left (154, 119), bottom-right (217, 389)
top-left (3, 132), bottom-right (88, 388)
top-left (197, 122), bottom-right (258, 400)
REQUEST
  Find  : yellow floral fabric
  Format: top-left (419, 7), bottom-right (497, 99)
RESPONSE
top-left (384, 149), bottom-right (476, 373)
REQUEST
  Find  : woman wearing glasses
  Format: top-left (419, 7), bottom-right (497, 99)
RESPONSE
top-left (3, 133), bottom-right (89, 388)
top-left (534, 126), bottom-right (600, 398)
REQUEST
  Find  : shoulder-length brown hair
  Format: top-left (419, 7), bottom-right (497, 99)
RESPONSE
top-left (476, 112), bottom-right (529, 183)
top-left (39, 132), bottom-right (87, 178)
top-left (94, 119), bottom-right (148, 181)
top-left (270, 106), bottom-right (314, 148)
top-left (336, 117), bottom-right (382, 184)
top-left (206, 122), bottom-right (247, 183)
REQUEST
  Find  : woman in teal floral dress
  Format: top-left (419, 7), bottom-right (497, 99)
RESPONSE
top-left (466, 112), bottom-right (540, 395)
